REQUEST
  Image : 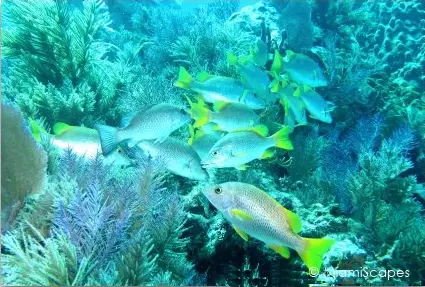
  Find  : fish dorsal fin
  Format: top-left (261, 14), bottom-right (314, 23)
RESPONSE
top-left (233, 225), bottom-right (249, 241)
top-left (279, 205), bottom-right (302, 233)
top-left (120, 112), bottom-right (137, 128)
top-left (188, 124), bottom-right (195, 145)
top-left (230, 208), bottom-right (253, 221)
top-left (196, 71), bottom-right (214, 82)
top-left (213, 101), bottom-right (230, 112)
top-left (286, 50), bottom-right (296, 61)
top-left (234, 125), bottom-right (269, 137)
top-left (53, 122), bottom-right (73, 135)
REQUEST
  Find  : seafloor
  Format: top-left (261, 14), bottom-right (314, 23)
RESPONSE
top-left (1, 0), bottom-right (425, 286)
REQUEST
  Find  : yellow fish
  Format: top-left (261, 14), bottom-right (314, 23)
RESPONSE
top-left (203, 182), bottom-right (335, 271)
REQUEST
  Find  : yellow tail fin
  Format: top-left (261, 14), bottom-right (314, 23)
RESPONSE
top-left (174, 67), bottom-right (193, 89)
top-left (298, 237), bottom-right (335, 271)
top-left (271, 126), bottom-right (293, 150)
top-left (29, 119), bottom-right (47, 142)
top-left (185, 95), bottom-right (210, 128)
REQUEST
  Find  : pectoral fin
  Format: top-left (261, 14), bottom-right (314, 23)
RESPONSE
top-left (268, 245), bottom-right (290, 259)
top-left (233, 225), bottom-right (249, 241)
top-left (236, 164), bottom-right (249, 171)
top-left (230, 209), bottom-right (253, 221)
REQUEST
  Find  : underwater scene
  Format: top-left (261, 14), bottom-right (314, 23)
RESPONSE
top-left (1, 0), bottom-right (425, 286)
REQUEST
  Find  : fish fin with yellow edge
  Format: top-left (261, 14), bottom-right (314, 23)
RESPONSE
top-left (293, 86), bottom-right (302, 97)
top-left (279, 206), bottom-right (302, 233)
top-left (268, 245), bottom-right (290, 259)
top-left (29, 119), bottom-right (48, 142)
top-left (196, 71), bottom-right (215, 83)
top-left (230, 208), bottom-right (253, 221)
top-left (185, 95), bottom-right (210, 128)
top-left (260, 149), bottom-right (275, 159)
top-left (213, 101), bottom-right (230, 112)
top-left (269, 79), bottom-right (281, 93)
top-left (236, 164), bottom-right (250, 171)
top-left (188, 124), bottom-right (195, 145)
top-left (233, 125), bottom-right (269, 137)
top-left (53, 122), bottom-right (73, 135)
top-left (286, 50), bottom-right (296, 61)
top-left (174, 67), bottom-right (193, 89)
top-left (271, 50), bottom-right (283, 75)
top-left (270, 126), bottom-right (293, 150)
top-left (297, 237), bottom-right (336, 271)
top-left (227, 51), bottom-right (238, 65)
top-left (233, 225), bottom-right (249, 241)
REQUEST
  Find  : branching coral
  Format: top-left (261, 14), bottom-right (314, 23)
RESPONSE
top-left (2, 0), bottom-right (124, 125)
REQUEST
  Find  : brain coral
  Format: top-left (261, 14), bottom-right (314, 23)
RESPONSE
top-left (359, 0), bottom-right (425, 90)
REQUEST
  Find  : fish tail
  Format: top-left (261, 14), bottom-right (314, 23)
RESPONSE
top-left (185, 95), bottom-right (210, 128)
top-left (95, 124), bottom-right (119, 156)
top-left (29, 118), bottom-right (48, 142)
top-left (271, 126), bottom-right (293, 150)
top-left (174, 66), bottom-right (193, 89)
top-left (297, 237), bottom-right (335, 271)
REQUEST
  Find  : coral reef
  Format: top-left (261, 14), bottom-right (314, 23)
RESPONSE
top-left (2, 0), bottom-right (425, 286)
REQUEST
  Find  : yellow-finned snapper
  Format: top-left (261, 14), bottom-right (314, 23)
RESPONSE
top-left (174, 67), bottom-right (266, 110)
top-left (186, 96), bottom-right (259, 132)
top-left (133, 137), bottom-right (209, 181)
top-left (203, 182), bottom-right (336, 271)
top-left (202, 125), bottom-right (293, 170)
top-left (296, 87), bottom-right (334, 124)
top-left (188, 124), bottom-right (224, 161)
top-left (30, 121), bottom-right (133, 168)
top-left (95, 103), bottom-right (191, 156)
top-left (227, 52), bottom-right (275, 105)
top-left (278, 85), bottom-right (308, 130)
top-left (271, 50), bottom-right (328, 88)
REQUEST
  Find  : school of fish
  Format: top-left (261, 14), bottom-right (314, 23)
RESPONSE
top-left (30, 39), bottom-right (336, 271)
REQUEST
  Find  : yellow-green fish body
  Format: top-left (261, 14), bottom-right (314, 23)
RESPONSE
top-left (186, 97), bottom-right (259, 132)
top-left (175, 67), bottom-right (265, 109)
top-left (271, 50), bottom-right (328, 87)
top-left (95, 103), bottom-right (190, 155)
top-left (228, 52), bottom-right (274, 105)
top-left (136, 137), bottom-right (208, 181)
top-left (203, 182), bottom-right (335, 270)
top-left (202, 125), bottom-right (293, 169)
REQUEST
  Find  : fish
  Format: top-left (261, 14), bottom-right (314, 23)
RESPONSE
top-left (298, 88), bottom-right (333, 124)
top-left (186, 96), bottom-right (259, 132)
top-left (95, 103), bottom-right (191, 156)
top-left (133, 137), bottom-right (209, 181)
top-left (250, 38), bottom-right (269, 67)
top-left (30, 121), bottom-right (133, 169)
top-left (278, 85), bottom-right (308, 129)
top-left (271, 50), bottom-right (328, 88)
top-left (174, 67), bottom-right (265, 110)
top-left (188, 123), bottom-right (224, 161)
top-left (202, 181), bottom-right (336, 270)
top-left (227, 52), bottom-right (275, 105)
top-left (202, 125), bottom-right (293, 170)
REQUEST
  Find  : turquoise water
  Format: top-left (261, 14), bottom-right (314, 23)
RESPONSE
top-left (1, 0), bottom-right (425, 286)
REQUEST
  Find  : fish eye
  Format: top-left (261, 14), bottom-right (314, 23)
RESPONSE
top-left (117, 148), bottom-right (122, 153)
top-left (214, 187), bottom-right (223, 194)
top-left (211, 151), bottom-right (218, 156)
top-left (180, 108), bottom-right (186, 114)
